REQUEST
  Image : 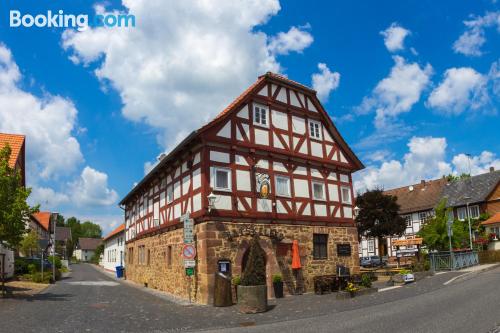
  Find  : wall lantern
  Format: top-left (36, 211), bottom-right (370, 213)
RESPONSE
top-left (207, 192), bottom-right (217, 212)
top-left (353, 206), bottom-right (360, 217)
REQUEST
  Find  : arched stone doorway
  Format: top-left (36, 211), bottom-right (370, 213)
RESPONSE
top-left (234, 237), bottom-right (280, 298)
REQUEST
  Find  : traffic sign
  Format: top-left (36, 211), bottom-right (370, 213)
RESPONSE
top-left (182, 244), bottom-right (197, 259)
top-left (185, 267), bottom-right (194, 276)
top-left (181, 213), bottom-right (194, 243)
top-left (184, 259), bottom-right (196, 268)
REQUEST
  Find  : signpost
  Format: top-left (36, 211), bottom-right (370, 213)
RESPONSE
top-left (180, 212), bottom-right (196, 303)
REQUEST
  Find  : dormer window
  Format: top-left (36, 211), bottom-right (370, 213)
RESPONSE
top-left (309, 120), bottom-right (322, 140)
top-left (253, 104), bottom-right (268, 127)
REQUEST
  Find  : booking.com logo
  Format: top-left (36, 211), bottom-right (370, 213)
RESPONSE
top-left (9, 10), bottom-right (136, 31)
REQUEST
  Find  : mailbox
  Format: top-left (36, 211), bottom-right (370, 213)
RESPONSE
top-left (217, 260), bottom-right (231, 276)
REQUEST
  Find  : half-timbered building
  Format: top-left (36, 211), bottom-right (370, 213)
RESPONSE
top-left (121, 72), bottom-right (364, 304)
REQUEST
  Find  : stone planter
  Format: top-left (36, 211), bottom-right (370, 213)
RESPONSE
top-left (237, 285), bottom-right (268, 313)
top-left (273, 281), bottom-right (284, 298)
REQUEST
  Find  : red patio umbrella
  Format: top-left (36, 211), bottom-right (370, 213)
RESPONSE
top-left (291, 240), bottom-right (301, 269)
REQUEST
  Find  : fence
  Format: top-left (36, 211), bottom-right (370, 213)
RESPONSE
top-left (429, 251), bottom-right (479, 271)
top-left (478, 250), bottom-right (500, 264)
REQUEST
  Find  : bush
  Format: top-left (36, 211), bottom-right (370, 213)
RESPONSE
top-left (272, 274), bottom-right (282, 283)
top-left (360, 273), bottom-right (372, 288)
top-left (240, 236), bottom-right (266, 286)
top-left (14, 258), bottom-right (30, 275)
top-left (232, 275), bottom-right (241, 285)
top-left (27, 263), bottom-right (37, 274)
top-left (48, 256), bottom-right (62, 269)
top-left (31, 272), bottom-right (51, 284)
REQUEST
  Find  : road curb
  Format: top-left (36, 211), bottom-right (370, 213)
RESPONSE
top-left (443, 263), bottom-right (500, 285)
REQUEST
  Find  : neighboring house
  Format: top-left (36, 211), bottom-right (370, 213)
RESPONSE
top-left (122, 72), bottom-right (364, 304)
top-left (358, 178), bottom-right (447, 258)
top-left (443, 168), bottom-right (500, 220)
top-left (481, 212), bottom-right (500, 250)
top-left (55, 227), bottom-right (72, 260)
top-left (30, 211), bottom-right (56, 256)
top-left (101, 224), bottom-right (125, 272)
top-left (74, 238), bottom-right (102, 262)
top-left (0, 133), bottom-right (26, 279)
top-left (29, 213), bottom-right (50, 241)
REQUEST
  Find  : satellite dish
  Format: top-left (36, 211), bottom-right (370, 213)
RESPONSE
top-left (408, 185), bottom-right (414, 191)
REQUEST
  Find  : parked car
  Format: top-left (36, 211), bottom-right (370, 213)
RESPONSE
top-left (360, 257), bottom-right (371, 267)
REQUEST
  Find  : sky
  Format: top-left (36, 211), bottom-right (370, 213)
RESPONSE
top-left (0, 0), bottom-right (499, 235)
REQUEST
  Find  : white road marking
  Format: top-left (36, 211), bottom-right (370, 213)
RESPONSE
top-left (443, 273), bottom-right (469, 285)
top-left (65, 281), bottom-right (119, 286)
top-left (378, 286), bottom-right (402, 292)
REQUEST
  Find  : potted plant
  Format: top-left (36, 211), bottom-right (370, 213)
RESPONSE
top-left (231, 275), bottom-right (240, 304)
top-left (237, 236), bottom-right (268, 313)
top-left (272, 274), bottom-right (284, 298)
top-left (345, 282), bottom-right (359, 297)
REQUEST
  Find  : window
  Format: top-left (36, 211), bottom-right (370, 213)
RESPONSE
top-left (138, 245), bottom-right (146, 265)
top-left (253, 104), bottom-right (268, 127)
top-left (469, 205), bottom-right (480, 219)
top-left (403, 215), bottom-right (412, 227)
top-left (457, 207), bottom-right (467, 221)
top-left (313, 234), bottom-right (328, 259)
top-left (418, 212), bottom-right (429, 224)
top-left (309, 120), bottom-right (322, 140)
top-left (275, 176), bottom-right (291, 197)
top-left (128, 247), bottom-right (134, 264)
top-left (341, 186), bottom-right (352, 204)
top-left (167, 185), bottom-right (173, 203)
top-left (312, 181), bottom-right (325, 200)
top-left (368, 239), bottom-right (374, 252)
top-left (166, 245), bottom-right (172, 268)
top-left (212, 167), bottom-right (231, 191)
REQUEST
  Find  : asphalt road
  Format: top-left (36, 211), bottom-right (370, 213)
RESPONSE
top-left (0, 263), bottom-right (498, 333)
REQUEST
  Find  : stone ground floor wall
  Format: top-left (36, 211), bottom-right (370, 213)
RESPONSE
top-left (125, 221), bottom-right (359, 305)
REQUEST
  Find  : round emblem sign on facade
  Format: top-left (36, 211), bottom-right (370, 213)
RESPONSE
top-left (182, 244), bottom-right (197, 260)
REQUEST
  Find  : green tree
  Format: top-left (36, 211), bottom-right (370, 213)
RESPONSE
top-left (0, 144), bottom-right (38, 249)
top-left (240, 236), bottom-right (266, 286)
top-left (418, 199), bottom-right (469, 251)
top-left (91, 243), bottom-right (104, 264)
top-left (355, 189), bottom-right (406, 255)
top-left (80, 221), bottom-right (102, 238)
top-left (20, 230), bottom-right (39, 257)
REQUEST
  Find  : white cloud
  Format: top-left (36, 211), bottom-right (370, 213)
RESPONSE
top-left (311, 63), bottom-right (340, 102)
top-left (489, 59), bottom-right (500, 97)
top-left (427, 67), bottom-right (488, 115)
top-left (69, 167), bottom-right (119, 207)
top-left (359, 56), bottom-right (432, 129)
top-left (0, 43), bottom-right (83, 180)
top-left (380, 23), bottom-right (411, 52)
top-left (354, 136), bottom-right (500, 193)
top-left (268, 25), bottom-right (313, 55)
top-left (453, 11), bottom-right (500, 56)
top-left (62, 0), bottom-right (313, 149)
top-left (29, 187), bottom-right (70, 208)
top-left (452, 152), bottom-right (500, 175)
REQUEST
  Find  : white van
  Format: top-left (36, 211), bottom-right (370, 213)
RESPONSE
top-left (0, 245), bottom-right (15, 279)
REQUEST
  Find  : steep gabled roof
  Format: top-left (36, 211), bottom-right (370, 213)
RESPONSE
top-left (55, 227), bottom-right (72, 241)
top-left (77, 238), bottom-right (102, 251)
top-left (103, 224), bottom-right (125, 241)
top-left (0, 133), bottom-right (25, 168)
top-left (32, 212), bottom-right (52, 231)
top-left (481, 212), bottom-right (500, 226)
top-left (442, 170), bottom-right (500, 207)
top-left (119, 72), bottom-right (364, 205)
top-left (383, 178), bottom-right (448, 214)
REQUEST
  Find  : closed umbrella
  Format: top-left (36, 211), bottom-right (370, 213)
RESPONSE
top-left (291, 240), bottom-right (301, 269)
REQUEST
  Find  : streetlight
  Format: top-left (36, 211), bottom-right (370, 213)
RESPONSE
top-left (207, 192), bottom-right (217, 212)
top-left (463, 196), bottom-right (473, 250)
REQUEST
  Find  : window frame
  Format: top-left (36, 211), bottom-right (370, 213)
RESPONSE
top-left (312, 181), bottom-right (326, 201)
top-left (253, 103), bottom-right (269, 128)
top-left (211, 166), bottom-right (232, 192)
top-left (166, 185), bottom-right (173, 204)
top-left (313, 233), bottom-right (328, 260)
top-left (275, 175), bottom-right (291, 197)
top-left (340, 186), bottom-right (352, 204)
top-left (403, 215), bottom-right (412, 228)
top-left (469, 205), bottom-right (480, 219)
top-left (308, 120), bottom-right (322, 140)
top-left (368, 239), bottom-right (374, 252)
top-left (457, 207), bottom-right (467, 221)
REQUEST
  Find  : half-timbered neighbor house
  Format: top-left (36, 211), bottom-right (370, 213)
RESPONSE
top-left (121, 72), bottom-right (364, 304)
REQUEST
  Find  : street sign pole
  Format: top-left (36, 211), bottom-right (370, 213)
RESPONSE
top-left (447, 214), bottom-right (454, 270)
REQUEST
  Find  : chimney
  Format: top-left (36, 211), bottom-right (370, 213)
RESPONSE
top-left (490, 166), bottom-right (495, 173)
